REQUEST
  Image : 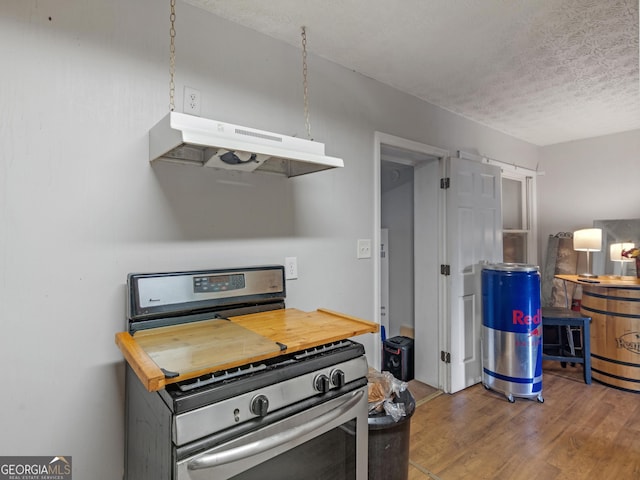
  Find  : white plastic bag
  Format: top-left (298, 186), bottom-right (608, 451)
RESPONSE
top-left (367, 370), bottom-right (409, 421)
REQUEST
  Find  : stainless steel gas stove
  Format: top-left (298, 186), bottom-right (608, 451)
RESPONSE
top-left (123, 266), bottom-right (370, 480)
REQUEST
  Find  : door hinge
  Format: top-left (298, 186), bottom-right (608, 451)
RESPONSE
top-left (440, 264), bottom-right (451, 276)
top-left (440, 351), bottom-right (451, 364)
top-left (440, 177), bottom-right (450, 189)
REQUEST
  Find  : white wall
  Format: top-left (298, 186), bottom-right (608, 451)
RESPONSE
top-left (1, 1), bottom-right (539, 478)
top-left (537, 130), bottom-right (640, 268)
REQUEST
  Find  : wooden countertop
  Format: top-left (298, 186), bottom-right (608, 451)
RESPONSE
top-left (115, 308), bottom-right (379, 392)
top-left (555, 274), bottom-right (640, 289)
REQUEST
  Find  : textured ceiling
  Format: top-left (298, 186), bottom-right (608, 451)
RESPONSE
top-left (185, 0), bottom-right (639, 146)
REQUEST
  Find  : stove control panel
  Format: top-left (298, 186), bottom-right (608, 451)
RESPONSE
top-left (174, 356), bottom-right (368, 446)
top-left (193, 273), bottom-right (245, 293)
top-left (129, 265), bottom-right (285, 318)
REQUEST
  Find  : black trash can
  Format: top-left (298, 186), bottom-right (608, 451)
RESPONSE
top-left (367, 389), bottom-right (416, 480)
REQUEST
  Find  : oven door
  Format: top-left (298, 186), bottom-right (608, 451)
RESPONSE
top-left (175, 385), bottom-right (368, 480)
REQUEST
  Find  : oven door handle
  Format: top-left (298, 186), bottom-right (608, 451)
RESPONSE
top-left (187, 389), bottom-right (364, 470)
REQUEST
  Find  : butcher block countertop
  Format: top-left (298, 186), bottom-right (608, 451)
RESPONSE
top-left (115, 308), bottom-right (379, 392)
top-left (555, 274), bottom-right (640, 288)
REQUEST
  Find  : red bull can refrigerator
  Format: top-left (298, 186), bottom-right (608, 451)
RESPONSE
top-left (481, 263), bottom-right (544, 403)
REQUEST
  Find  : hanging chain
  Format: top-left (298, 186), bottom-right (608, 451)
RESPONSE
top-left (301, 27), bottom-right (312, 140)
top-left (169, 0), bottom-right (176, 111)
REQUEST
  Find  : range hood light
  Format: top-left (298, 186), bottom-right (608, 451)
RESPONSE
top-left (149, 112), bottom-right (343, 178)
top-left (220, 150), bottom-right (255, 165)
top-left (204, 148), bottom-right (270, 173)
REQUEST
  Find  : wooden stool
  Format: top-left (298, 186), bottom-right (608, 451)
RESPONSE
top-left (541, 306), bottom-right (592, 384)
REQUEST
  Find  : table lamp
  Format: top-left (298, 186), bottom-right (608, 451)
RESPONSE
top-left (573, 228), bottom-right (602, 278)
top-left (610, 242), bottom-right (635, 277)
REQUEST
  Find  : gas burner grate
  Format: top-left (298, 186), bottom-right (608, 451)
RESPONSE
top-left (293, 340), bottom-right (352, 360)
top-left (176, 363), bottom-right (270, 392)
top-left (174, 340), bottom-right (354, 393)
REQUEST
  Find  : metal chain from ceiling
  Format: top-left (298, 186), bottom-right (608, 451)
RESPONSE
top-left (167, 10), bottom-right (314, 138)
top-left (169, 0), bottom-right (176, 111)
top-left (301, 26), bottom-right (312, 140)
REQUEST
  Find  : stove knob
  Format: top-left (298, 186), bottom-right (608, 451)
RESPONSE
top-left (330, 369), bottom-right (346, 388)
top-left (314, 374), bottom-right (331, 393)
top-left (250, 394), bottom-right (269, 417)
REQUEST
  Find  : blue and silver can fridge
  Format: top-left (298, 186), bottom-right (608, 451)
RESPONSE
top-left (481, 263), bottom-right (544, 403)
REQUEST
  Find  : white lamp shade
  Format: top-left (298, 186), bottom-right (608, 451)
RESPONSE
top-left (610, 242), bottom-right (636, 262)
top-left (573, 228), bottom-right (602, 252)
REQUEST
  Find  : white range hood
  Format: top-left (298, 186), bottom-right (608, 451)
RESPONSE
top-left (149, 112), bottom-right (344, 178)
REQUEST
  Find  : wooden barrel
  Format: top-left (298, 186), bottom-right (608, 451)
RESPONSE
top-left (581, 284), bottom-right (640, 392)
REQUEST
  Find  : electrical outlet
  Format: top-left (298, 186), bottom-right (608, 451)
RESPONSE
top-left (285, 257), bottom-right (298, 280)
top-left (184, 86), bottom-right (201, 116)
top-left (357, 239), bottom-right (372, 259)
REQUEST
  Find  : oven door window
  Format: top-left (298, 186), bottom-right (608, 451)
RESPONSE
top-left (230, 419), bottom-right (357, 480)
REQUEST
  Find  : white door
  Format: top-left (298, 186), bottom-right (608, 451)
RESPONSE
top-left (444, 156), bottom-right (502, 393)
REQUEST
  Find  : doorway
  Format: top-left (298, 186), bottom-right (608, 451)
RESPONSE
top-left (380, 159), bottom-right (415, 340)
top-left (374, 133), bottom-right (448, 389)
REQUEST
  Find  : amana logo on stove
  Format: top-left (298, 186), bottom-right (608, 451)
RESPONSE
top-left (0, 456), bottom-right (71, 479)
top-left (616, 332), bottom-right (640, 355)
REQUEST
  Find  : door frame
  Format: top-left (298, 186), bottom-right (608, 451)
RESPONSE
top-left (373, 132), bottom-right (449, 384)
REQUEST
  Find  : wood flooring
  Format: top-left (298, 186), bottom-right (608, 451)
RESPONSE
top-left (406, 362), bottom-right (640, 479)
